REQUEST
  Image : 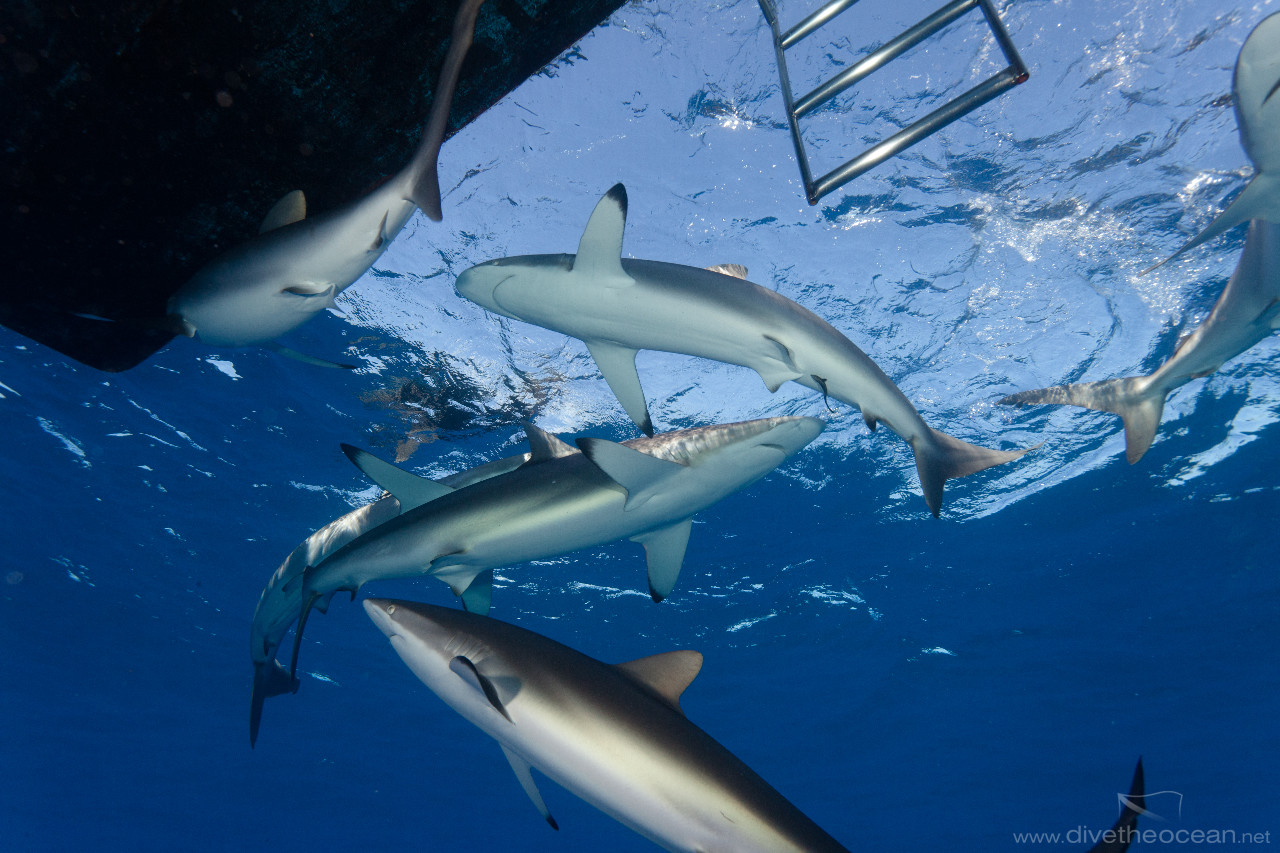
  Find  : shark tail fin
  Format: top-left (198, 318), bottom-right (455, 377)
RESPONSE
top-left (405, 0), bottom-right (485, 221)
top-left (249, 659), bottom-right (300, 748)
top-left (1144, 171), bottom-right (1279, 274)
top-left (913, 429), bottom-right (1034, 517)
top-left (999, 376), bottom-right (1165, 465)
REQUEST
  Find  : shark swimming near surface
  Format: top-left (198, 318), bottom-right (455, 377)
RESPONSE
top-left (1001, 219), bottom-right (1280, 463)
top-left (1148, 12), bottom-right (1280, 271)
top-left (454, 183), bottom-right (1031, 516)
top-left (248, 448), bottom-right (530, 746)
top-left (166, 0), bottom-right (485, 368)
top-left (363, 596), bottom-right (852, 852)
top-left (290, 417), bottom-right (823, 677)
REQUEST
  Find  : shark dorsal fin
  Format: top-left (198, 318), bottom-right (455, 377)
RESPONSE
top-left (340, 444), bottom-right (454, 511)
top-left (614, 650), bottom-right (703, 714)
top-left (521, 422), bottom-right (577, 464)
top-left (259, 190), bottom-right (307, 234)
top-left (706, 263), bottom-right (748, 279)
top-left (576, 437), bottom-right (685, 511)
top-left (573, 183), bottom-right (632, 284)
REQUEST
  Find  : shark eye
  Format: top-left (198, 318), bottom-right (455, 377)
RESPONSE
top-left (386, 604), bottom-right (396, 615)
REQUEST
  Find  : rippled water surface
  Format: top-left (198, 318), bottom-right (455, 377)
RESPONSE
top-left (2, 0), bottom-right (1278, 850)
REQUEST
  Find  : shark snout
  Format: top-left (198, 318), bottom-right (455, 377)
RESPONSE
top-left (454, 262), bottom-right (509, 305)
top-left (764, 415), bottom-right (825, 454)
top-left (363, 598), bottom-right (399, 638)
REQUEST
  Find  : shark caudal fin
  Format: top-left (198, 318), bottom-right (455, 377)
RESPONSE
top-left (999, 377), bottom-right (1165, 465)
top-left (405, 0), bottom-right (485, 221)
top-left (249, 659), bottom-right (300, 748)
top-left (913, 429), bottom-right (1034, 517)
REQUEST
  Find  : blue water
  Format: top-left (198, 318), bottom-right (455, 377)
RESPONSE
top-left (3, 0), bottom-right (1278, 850)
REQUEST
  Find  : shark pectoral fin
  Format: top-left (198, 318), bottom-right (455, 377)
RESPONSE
top-left (500, 745), bottom-right (559, 831)
top-left (459, 569), bottom-right (493, 615)
top-left (263, 342), bottom-right (356, 370)
top-left (449, 655), bottom-right (513, 722)
top-left (520, 422), bottom-right (578, 464)
top-left (259, 189), bottom-right (307, 234)
top-left (1145, 171), bottom-right (1279, 273)
top-left (584, 339), bottom-right (655, 436)
top-left (632, 517), bottom-right (693, 602)
top-left (758, 335), bottom-right (803, 393)
top-left (614, 649), bottom-right (703, 714)
top-left (290, 586), bottom-right (323, 679)
top-left (573, 183), bottom-right (632, 284)
top-left (706, 263), bottom-right (749, 279)
top-left (577, 437), bottom-right (686, 511)
top-left (339, 443), bottom-right (454, 511)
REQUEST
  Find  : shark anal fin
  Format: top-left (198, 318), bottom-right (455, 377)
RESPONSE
top-left (500, 744), bottom-right (559, 830)
top-left (459, 569), bottom-right (494, 615)
top-left (614, 649), bottom-right (703, 714)
top-left (340, 443), bottom-right (454, 511)
top-left (259, 190), bottom-right (307, 234)
top-left (520, 422), bottom-right (577, 464)
top-left (578, 437), bottom-right (685, 511)
top-left (450, 655), bottom-right (512, 722)
top-left (583, 340), bottom-right (654, 436)
top-left (632, 517), bottom-right (694, 602)
top-left (264, 342), bottom-right (355, 370)
top-left (573, 184), bottom-right (631, 282)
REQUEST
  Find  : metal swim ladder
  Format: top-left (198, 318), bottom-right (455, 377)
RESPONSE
top-left (758, 0), bottom-right (1029, 204)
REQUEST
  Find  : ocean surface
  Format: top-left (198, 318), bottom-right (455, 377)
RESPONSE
top-left (3, 0), bottom-right (1278, 850)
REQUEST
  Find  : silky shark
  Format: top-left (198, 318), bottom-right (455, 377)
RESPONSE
top-left (290, 417), bottom-right (823, 676)
top-left (1001, 219), bottom-right (1280, 463)
top-left (1149, 12), bottom-right (1280, 271)
top-left (248, 449), bottom-right (529, 746)
top-left (166, 0), bottom-right (485, 368)
top-left (454, 184), bottom-right (1030, 516)
top-left (364, 597), bottom-right (851, 853)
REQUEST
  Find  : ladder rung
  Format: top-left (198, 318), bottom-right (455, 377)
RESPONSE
top-left (758, 0), bottom-right (1029, 203)
top-left (794, 0), bottom-right (979, 119)
top-left (809, 66), bottom-right (1024, 202)
top-left (780, 0), bottom-right (862, 49)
